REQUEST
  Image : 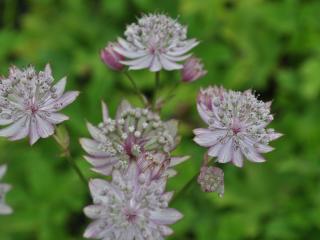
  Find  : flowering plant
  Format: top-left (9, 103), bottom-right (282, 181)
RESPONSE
top-left (0, 13), bottom-right (281, 240)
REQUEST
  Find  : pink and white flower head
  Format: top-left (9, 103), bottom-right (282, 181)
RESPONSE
top-left (100, 42), bottom-right (125, 71)
top-left (181, 57), bottom-right (207, 83)
top-left (0, 165), bottom-right (12, 215)
top-left (114, 13), bottom-right (199, 72)
top-left (83, 163), bottom-right (183, 240)
top-left (0, 64), bottom-right (79, 145)
top-left (80, 100), bottom-right (188, 176)
top-left (197, 166), bottom-right (224, 197)
top-left (194, 86), bottom-right (282, 167)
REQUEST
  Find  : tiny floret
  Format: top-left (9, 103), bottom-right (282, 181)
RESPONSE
top-left (114, 13), bottom-right (199, 72)
top-left (101, 42), bottom-right (125, 71)
top-left (0, 165), bottom-right (12, 215)
top-left (181, 57), bottom-right (207, 82)
top-left (83, 163), bottom-right (183, 240)
top-left (0, 64), bottom-right (79, 145)
top-left (198, 166), bottom-right (224, 197)
top-left (194, 86), bottom-right (282, 167)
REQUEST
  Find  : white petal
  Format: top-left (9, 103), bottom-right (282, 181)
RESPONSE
top-left (84, 205), bottom-right (106, 218)
top-left (232, 148), bottom-right (243, 167)
top-left (86, 122), bottom-right (107, 142)
top-left (255, 143), bottom-right (274, 153)
top-left (45, 112), bottom-right (69, 124)
top-left (35, 115), bottom-right (55, 138)
top-left (169, 156), bottom-right (189, 167)
top-left (121, 55), bottom-right (153, 70)
top-left (159, 55), bottom-right (183, 71)
top-left (114, 45), bottom-right (147, 58)
top-left (150, 209), bottom-right (183, 225)
top-left (208, 143), bottom-right (223, 157)
top-left (167, 39), bottom-right (199, 56)
top-left (197, 103), bottom-right (211, 125)
top-left (29, 117), bottom-right (40, 145)
top-left (240, 142), bottom-right (266, 163)
top-left (79, 138), bottom-right (111, 157)
top-left (149, 56), bottom-right (162, 72)
top-left (217, 138), bottom-right (233, 163)
top-left (164, 53), bottom-right (192, 62)
top-left (116, 100), bottom-right (132, 120)
top-left (53, 77), bottom-right (67, 98)
top-left (193, 129), bottom-right (227, 147)
top-left (101, 101), bottom-right (109, 122)
top-left (0, 116), bottom-right (27, 138)
top-left (9, 116), bottom-right (30, 141)
top-left (42, 91), bottom-right (79, 111)
top-left (0, 204), bottom-right (13, 215)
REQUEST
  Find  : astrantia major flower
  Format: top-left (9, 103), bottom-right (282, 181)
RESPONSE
top-left (83, 163), bottom-right (183, 240)
top-left (0, 165), bottom-right (12, 215)
top-left (0, 64), bottom-right (79, 145)
top-left (80, 100), bottom-right (188, 176)
top-left (194, 86), bottom-right (282, 167)
top-left (198, 166), bottom-right (224, 197)
top-left (114, 13), bottom-right (199, 72)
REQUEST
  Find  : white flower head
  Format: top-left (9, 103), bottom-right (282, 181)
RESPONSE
top-left (80, 100), bottom-right (188, 176)
top-left (194, 86), bottom-right (282, 167)
top-left (83, 163), bottom-right (183, 240)
top-left (0, 64), bottom-right (79, 145)
top-left (0, 165), bottom-right (12, 215)
top-left (114, 13), bottom-right (199, 72)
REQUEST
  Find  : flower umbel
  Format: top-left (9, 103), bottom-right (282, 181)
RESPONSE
top-left (0, 165), bottom-right (12, 215)
top-left (114, 13), bottom-right (199, 72)
top-left (83, 163), bottom-right (183, 240)
top-left (181, 57), bottom-right (207, 83)
top-left (80, 100), bottom-right (188, 176)
top-left (0, 64), bottom-right (79, 145)
top-left (101, 42), bottom-right (125, 71)
top-left (198, 166), bottom-right (224, 197)
top-left (194, 86), bottom-right (282, 167)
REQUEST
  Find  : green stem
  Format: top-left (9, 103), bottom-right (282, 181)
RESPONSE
top-left (65, 151), bottom-right (87, 186)
top-left (171, 172), bottom-right (198, 204)
top-left (153, 71), bottom-right (161, 110)
top-left (123, 71), bottom-right (148, 106)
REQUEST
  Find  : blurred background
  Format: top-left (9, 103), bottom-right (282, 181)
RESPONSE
top-left (0, 0), bottom-right (320, 239)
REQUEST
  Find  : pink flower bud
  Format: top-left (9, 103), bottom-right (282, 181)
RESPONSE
top-left (198, 166), bottom-right (224, 197)
top-left (100, 42), bottom-right (125, 71)
top-left (181, 57), bottom-right (207, 83)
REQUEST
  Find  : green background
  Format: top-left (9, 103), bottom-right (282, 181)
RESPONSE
top-left (0, 0), bottom-right (320, 239)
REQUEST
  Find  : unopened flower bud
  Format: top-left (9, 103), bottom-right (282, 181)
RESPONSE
top-left (198, 166), bottom-right (224, 197)
top-left (181, 57), bottom-right (207, 83)
top-left (100, 42), bottom-right (125, 71)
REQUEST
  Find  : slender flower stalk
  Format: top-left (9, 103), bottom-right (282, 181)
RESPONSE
top-left (53, 128), bottom-right (87, 185)
top-left (123, 71), bottom-right (148, 106)
top-left (153, 71), bottom-right (161, 110)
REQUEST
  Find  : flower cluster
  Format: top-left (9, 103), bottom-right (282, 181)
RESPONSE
top-left (80, 100), bottom-right (188, 177)
top-left (0, 64), bottom-right (79, 145)
top-left (0, 165), bottom-right (12, 215)
top-left (113, 13), bottom-right (199, 72)
top-left (197, 166), bottom-right (224, 197)
top-left (84, 163), bottom-right (182, 240)
top-left (194, 86), bottom-right (282, 167)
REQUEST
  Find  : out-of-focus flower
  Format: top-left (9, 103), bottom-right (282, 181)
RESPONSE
top-left (80, 100), bottom-right (188, 176)
top-left (100, 42), bottom-right (125, 71)
top-left (194, 86), bottom-right (282, 167)
top-left (114, 13), bottom-right (199, 72)
top-left (83, 163), bottom-right (183, 240)
top-left (0, 165), bottom-right (12, 215)
top-left (197, 166), bottom-right (224, 197)
top-left (181, 57), bottom-right (207, 83)
top-left (0, 64), bottom-right (79, 145)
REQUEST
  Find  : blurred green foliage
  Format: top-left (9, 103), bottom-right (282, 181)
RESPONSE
top-left (0, 0), bottom-right (320, 239)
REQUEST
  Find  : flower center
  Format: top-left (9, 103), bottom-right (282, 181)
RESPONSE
top-left (231, 118), bottom-right (242, 135)
top-left (124, 208), bottom-right (138, 223)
